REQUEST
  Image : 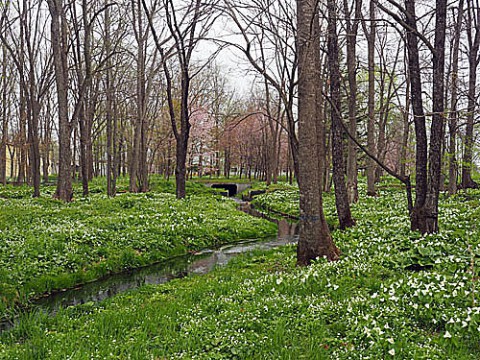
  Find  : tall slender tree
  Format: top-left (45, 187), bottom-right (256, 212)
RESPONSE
top-left (343, 0), bottom-right (362, 204)
top-left (448, 0), bottom-right (464, 195)
top-left (462, 0), bottom-right (480, 189)
top-left (364, 0), bottom-right (377, 196)
top-left (328, 0), bottom-right (355, 229)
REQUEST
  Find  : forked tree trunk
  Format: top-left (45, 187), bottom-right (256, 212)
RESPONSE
top-left (407, 0), bottom-right (447, 233)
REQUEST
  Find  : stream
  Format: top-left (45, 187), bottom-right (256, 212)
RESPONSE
top-left (0, 200), bottom-right (297, 333)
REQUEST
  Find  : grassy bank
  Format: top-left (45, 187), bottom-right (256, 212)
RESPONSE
top-left (1, 182), bottom-right (479, 358)
top-left (0, 186), bottom-right (276, 318)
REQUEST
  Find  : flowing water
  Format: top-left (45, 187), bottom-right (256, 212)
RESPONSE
top-left (0, 200), bottom-right (297, 333)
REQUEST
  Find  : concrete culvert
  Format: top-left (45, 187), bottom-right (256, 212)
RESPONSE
top-left (211, 184), bottom-right (238, 197)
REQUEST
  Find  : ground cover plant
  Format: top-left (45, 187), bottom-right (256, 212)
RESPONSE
top-left (0, 185), bottom-right (276, 319)
top-left (251, 183), bottom-right (338, 227)
top-left (1, 182), bottom-right (479, 359)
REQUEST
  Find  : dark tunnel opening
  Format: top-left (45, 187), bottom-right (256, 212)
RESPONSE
top-left (211, 184), bottom-right (238, 197)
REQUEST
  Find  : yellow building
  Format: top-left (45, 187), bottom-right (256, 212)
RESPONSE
top-left (5, 145), bottom-right (17, 179)
top-left (2, 145), bottom-right (54, 180)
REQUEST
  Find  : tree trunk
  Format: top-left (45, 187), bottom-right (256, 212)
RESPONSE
top-left (296, 0), bottom-right (339, 265)
top-left (448, 0), bottom-right (464, 195)
top-left (423, 0), bottom-right (447, 233)
top-left (48, 0), bottom-right (73, 202)
top-left (344, 0), bottom-right (362, 204)
top-left (129, 0), bottom-right (146, 193)
top-left (0, 44), bottom-right (8, 185)
top-left (399, 78), bottom-right (410, 178)
top-left (16, 85), bottom-right (27, 186)
top-left (105, 3), bottom-right (116, 197)
top-left (462, 1), bottom-right (480, 189)
top-left (328, 0), bottom-right (355, 230)
top-left (405, 0), bottom-right (428, 231)
top-left (408, 0), bottom-right (446, 233)
top-left (366, 0), bottom-right (376, 196)
top-left (42, 100), bottom-right (53, 183)
top-left (27, 89), bottom-right (41, 197)
top-left (175, 138), bottom-right (187, 198)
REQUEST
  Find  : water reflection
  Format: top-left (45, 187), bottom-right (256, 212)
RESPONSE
top-left (1, 199), bottom-right (298, 333)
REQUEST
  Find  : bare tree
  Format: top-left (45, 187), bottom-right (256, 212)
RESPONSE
top-left (224, 0), bottom-right (299, 178)
top-left (143, 0), bottom-right (219, 198)
top-left (0, 1), bottom-right (53, 196)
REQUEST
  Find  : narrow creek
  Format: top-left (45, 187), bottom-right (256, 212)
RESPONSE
top-left (0, 199), bottom-right (297, 333)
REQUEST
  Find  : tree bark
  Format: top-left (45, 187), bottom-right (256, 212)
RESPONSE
top-left (366, 0), bottom-right (376, 196)
top-left (344, 0), bottom-right (362, 204)
top-left (448, 0), bottom-right (464, 195)
top-left (328, 0), bottom-right (355, 230)
top-left (405, 0), bottom-right (428, 231)
top-left (48, 0), bottom-right (73, 202)
top-left (462, 0), bottom-right (480, 189)
top-left (399, 76), bottom-right (410, 178)
top-left (423, 0), bottom-right (447, 233)
top-left (296, 0), bottom-right (339, 265)
top-left (407, 0), bottom-right (447, 233)
top-left (105, 3), bottom-right (116, 197)
top-left (0, 44), bottom-right (8, 185)
top-left (42, 99), bottom-right (53, 183)
top-left (130, 0), bottom-right (149, 193)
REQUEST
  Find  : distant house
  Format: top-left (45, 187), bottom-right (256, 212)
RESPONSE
top-left (5, 144), bottom-right (17, 180)
top-left (2, 144), bottom-right (54, 181)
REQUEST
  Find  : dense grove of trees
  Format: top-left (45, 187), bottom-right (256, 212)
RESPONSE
top-left (1, 1), bottom-right (480, 259)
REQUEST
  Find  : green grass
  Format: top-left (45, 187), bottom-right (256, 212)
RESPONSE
top-left (1, 180), bottom-right (480, 358)
top-left (0, 183), bottom-right (276, 318)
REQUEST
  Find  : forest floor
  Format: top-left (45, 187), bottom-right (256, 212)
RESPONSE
top-left (1, 178), bottom-right (480, 359)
